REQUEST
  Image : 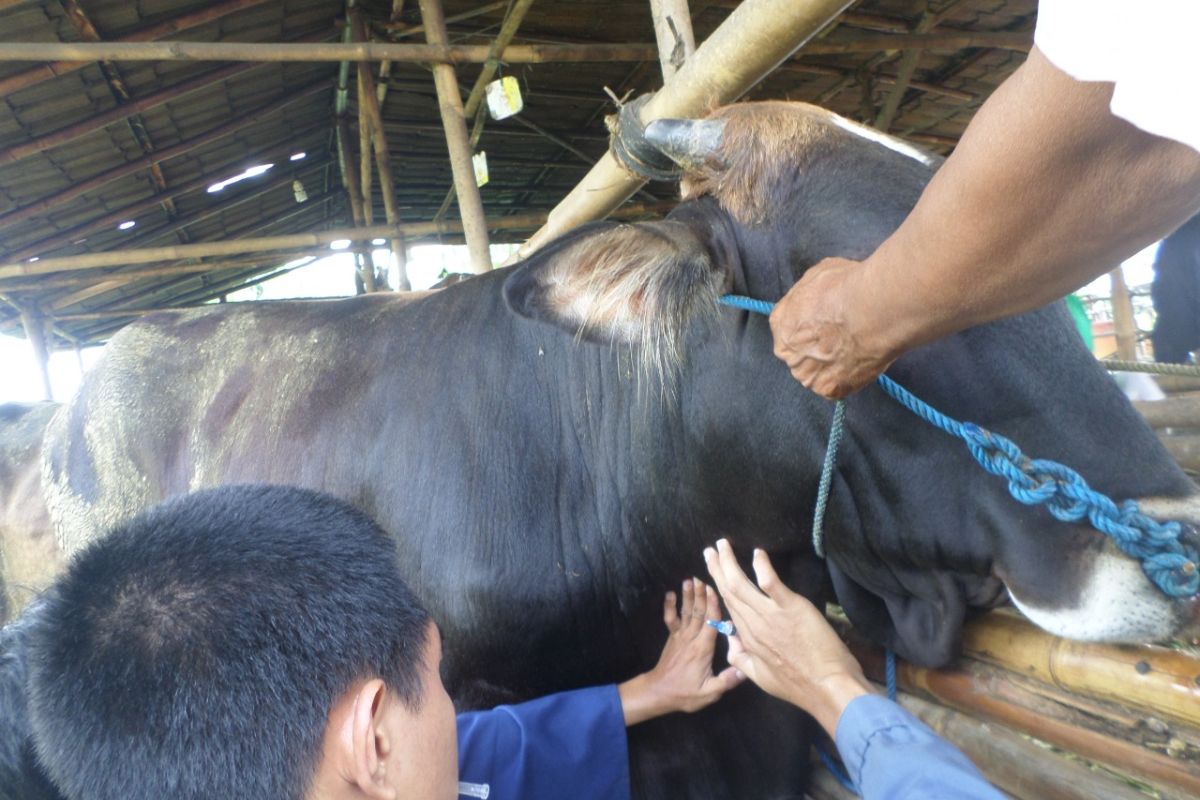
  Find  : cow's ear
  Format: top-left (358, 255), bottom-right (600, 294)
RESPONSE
top-left (503, 219), bottom-right (726, 343)
top-left (826, 562), bottom-right (965, 668)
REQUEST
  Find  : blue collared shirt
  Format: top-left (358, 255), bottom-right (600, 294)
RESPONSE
top-left (456, 684), bottom-right (631, 800)
top-left (836, 694), bottom-right (1004, 799)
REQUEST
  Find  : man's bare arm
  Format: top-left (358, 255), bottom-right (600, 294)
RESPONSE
top-left (770, 47), bottom-right (1200, 399)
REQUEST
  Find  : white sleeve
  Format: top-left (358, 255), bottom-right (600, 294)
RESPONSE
top-left (1034, 0), bottom-right (1200, 153)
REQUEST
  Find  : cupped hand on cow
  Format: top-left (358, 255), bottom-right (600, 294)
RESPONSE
top-left (617, 578), bottom-right (746, 726)
top-left (769, 256), bottom-right (899, 399)
top-left (704, 540), bottom-right (875, 738)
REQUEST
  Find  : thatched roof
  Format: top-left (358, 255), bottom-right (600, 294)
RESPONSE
top-left (0, 0), bottom-right (1034, 346)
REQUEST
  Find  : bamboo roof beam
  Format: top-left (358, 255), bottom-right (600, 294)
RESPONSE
top-left (873, 7), bottom-right (937, 131)
top-left (3, 122), bottom-right (328, 263)
top-left (0, 0), bottom-right (271, 98)
top-left (0, 82), bottom-right (329, 235)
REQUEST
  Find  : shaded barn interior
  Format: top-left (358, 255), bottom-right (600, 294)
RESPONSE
top-left (0, 0), bottom-right (1035, 349)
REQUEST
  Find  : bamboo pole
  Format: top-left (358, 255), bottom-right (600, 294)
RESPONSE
top-left (518, 0), bottom-right (857, 258)
top-left (0, 0), bottom-right (271, 98)
top-left (0, 33), bottom-right (1031, 65)
top-left (3, 122), bottom-right (327, 263)
top-left (0, 253), bottom-right (324, 293)
top-left (1110, 268), bottom-right (1139, 361)
top-left (18, 306), bottom-right (53, 401)
top-left (0, 82), bottom-right (329, 235)
top-left (852, 646), bottom-right (1200, 796)
top-left (0, 203), bottom-right (671, 280)
top-left (649, 0), bottom-right (696, 80)
top-left (898, 693), bottom-right (1156, 800)
top-left (960, 612), bottom-right (1200, 728)
top-left (431, 0), bottom-right (536, 223)
top-left (1135, 397), bottom-right (1200, 429)
top-left (351, 9), bottom-right (408, 291)
top-left (420, 0), bottom-right (491, 274)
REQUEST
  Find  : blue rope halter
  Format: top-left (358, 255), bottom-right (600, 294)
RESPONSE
top-left (717, 293), bottom-right (1199, 599)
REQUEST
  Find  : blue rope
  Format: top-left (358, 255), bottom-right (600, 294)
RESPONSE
top-left (812, 400), bottom-right (846, 559)
top-left (718, 294), bottom-right (1200, 599)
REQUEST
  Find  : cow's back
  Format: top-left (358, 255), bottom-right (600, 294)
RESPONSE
top-left (0, 402), bottom-right (61, 623)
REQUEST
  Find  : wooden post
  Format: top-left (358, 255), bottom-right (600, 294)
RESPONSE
top-left (18, 306), bottom-right (53, 401)
top-left (519, 0), bottom-right (857, 258)
top-left (351, 9), bottom-right (410, 291)
top-left (430, 0), bottom-right (536, 223)
top-left (649, 0), bottom-right (695, 80)
top-left (419, 0), bottom-right (492, 274)
top-left (1110, 267), bottom-right (1139, 360)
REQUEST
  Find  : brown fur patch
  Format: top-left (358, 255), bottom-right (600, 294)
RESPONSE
top-left (537, 220), bottom-right (726, 393)
top-left (680, 102), bottom-right (926, 226)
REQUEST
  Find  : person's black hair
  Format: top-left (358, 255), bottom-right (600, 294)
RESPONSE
top-left (28, 485), bottom-right (431, 800)
top-left (0, 598), bottom-right (65, 800)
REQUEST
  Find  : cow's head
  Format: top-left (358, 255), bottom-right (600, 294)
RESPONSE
top-left (504, 101), bottom-right (1200, 666)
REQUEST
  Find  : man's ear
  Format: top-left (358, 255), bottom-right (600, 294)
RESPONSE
top-left (503, 218), bottom-right (726, 343)
top-left (826, 561), bottom-right (966, 668)
top-left (344, 679), bottom-right (397, 800)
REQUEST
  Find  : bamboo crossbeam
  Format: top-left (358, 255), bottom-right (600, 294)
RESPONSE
top-left (519, 0), bottom-right (857, 258)
top-left (0, 82), bottom-right (329, 235)
top-left (0, 41), bottom-right (662, 63)
top-left (0, 32), bottom-right (1030, 65)
top-left (0, 0), bottom-right (270, 98)
top-left (0, 253), bottom-right (323, 293)
top-left (0, 203), bottom-right (670, 280)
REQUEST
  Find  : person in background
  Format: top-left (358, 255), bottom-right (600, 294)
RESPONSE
top-left (704, 539), bottom-right (1004, 799)
top-left (24, 485), bottom-right (741, 800)
top-left (769, 1), bottom-right (1200, 399)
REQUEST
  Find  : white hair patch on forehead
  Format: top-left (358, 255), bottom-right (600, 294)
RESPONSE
top-left (826, 114), bottom-right (937, 166)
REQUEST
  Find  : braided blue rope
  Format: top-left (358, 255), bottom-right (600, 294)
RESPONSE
top-left (718, 294), bottom-right (1200, 599)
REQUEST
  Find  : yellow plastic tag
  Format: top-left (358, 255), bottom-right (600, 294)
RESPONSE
top-left (485, 76), bottom-right (523, 120)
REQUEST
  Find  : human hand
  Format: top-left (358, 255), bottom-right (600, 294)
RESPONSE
top-left (703, 540), bottom-right (873, 737)
top-left (618, 578), bottom-right (745, 726)
top-left (768, 257), bottom-right (899, 399)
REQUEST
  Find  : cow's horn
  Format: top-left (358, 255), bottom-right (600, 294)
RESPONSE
top-left (643, 118), bottom-right (726, 170)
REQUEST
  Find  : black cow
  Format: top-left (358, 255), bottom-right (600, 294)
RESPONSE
top-left (0, 599), bottom-right (63, 800)
top-left (1151, 214), bottom-right (1200, 363)
top-left (38, 102), bottom-right (1200, 798)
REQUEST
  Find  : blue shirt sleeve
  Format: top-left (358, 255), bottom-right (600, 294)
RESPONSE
top-left (835, 694), bottom-right (1005, 800)
top-left (456, 684), bottom-right (631, 800)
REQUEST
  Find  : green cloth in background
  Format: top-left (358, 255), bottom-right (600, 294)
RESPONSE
top-left (1065, 293), bottom-right (1094, 352)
